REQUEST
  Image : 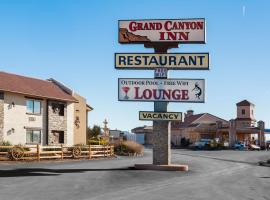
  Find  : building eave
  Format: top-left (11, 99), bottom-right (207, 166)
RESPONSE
top-left (86, 104), bottom-right (94, 111)
top-left (1, 89), bottom-right (78, 103)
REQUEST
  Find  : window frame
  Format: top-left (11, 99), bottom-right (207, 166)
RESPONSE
top-left (26, 129), bottom-right (41, 144)
top-left (26, 99), bottom-right (41, 115)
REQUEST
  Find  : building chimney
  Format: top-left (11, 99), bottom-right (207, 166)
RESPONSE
top-left (186, 110), bottom-right (194, 118)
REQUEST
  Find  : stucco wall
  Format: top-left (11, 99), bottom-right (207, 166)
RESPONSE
top-left (171, 130), bottom-right (182, 145)
top-left (3, 92), bottom-right (46, 145)
top-left (67, 102), bottom-right (74, 145)
top-left (237, 105), bottom-right (255, 119)
top-left (0, 92), bottom-right (4, 143)
top-left (73, 93), bottom-right (87, 145)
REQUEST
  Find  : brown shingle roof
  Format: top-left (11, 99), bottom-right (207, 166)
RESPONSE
top-left (236, 100), bottom-right (254, 106)
top-left (0, 71), bottom-right (77, 102)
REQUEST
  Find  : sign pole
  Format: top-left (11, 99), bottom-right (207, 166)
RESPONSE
top-left (145, 42), bottom-right (179, 165)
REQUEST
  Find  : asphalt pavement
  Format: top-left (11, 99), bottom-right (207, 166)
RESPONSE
top-left (0, 149), bottom-right (269, 200)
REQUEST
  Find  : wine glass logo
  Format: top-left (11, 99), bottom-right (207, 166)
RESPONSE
top-left (122, 87), bottom-right (130, 99)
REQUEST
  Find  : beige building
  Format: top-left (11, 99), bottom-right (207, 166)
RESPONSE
top-left (0, 72), bottom-right (92, 146)
top-left (73, 93), bottom-right (93, 144)
top-left (131, 126), bottom-right (153, 145)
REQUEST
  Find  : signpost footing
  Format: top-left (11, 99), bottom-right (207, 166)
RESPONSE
top-left (134, 164), bottom-right (188, 171)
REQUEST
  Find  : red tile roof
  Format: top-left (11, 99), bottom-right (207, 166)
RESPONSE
top-left (171, 112), bottom-right (229, 129)
top-left (177, 113), bottom-right (205, 128)
top-left (0, 71), bottom-right (77, 102)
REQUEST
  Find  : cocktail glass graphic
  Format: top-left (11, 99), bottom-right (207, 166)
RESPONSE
top-left (122, 87), bottom-right (130, 99)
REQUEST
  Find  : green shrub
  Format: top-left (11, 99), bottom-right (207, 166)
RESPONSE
top-left (0, 141), bottom-right (12, 152)
top-left (74, 144), bottom-right (88, 151)
top-left (42, 147), bottom-right (62, 151)
top-left (114, 141), bottom-right (144, 156)
top-left (0, 141), bottom-right (31, 153)
top-left (88, 138), bottom-right (108, 145)
top-left (1, 140), bottom-right (12, 146)
top-left (16, 144), bottom-right (31, 152)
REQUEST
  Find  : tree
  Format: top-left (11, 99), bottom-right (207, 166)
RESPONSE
top-left (87, 125), bottom-right (101, 139)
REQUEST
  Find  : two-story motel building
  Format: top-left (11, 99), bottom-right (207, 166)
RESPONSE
top-left (0, 71), bottom-right (92, 146)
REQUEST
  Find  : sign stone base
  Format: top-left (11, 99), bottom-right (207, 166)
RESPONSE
top-left (153, 120), bottom-right (171, 165)
top-left (134, 164), bottom-right (188, 171)
top-left (153, 101), bottom-right (171, 165)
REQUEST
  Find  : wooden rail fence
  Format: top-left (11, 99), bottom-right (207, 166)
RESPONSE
top-left (0, 144), bottom-right (114, 161)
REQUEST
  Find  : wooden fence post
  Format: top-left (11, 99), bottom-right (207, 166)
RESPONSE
top-left (37, 144), bottom-right (40, 161)
top-left (110, 145), bottom-right (113, 156)
top-left (89, 144), bottom-right (91, 159)
top-left (61, 144), bottom-right (64, 160)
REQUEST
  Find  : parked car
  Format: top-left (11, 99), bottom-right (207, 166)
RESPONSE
top-left (234, 142), bottom-right (245, 150)
top-left (266, 141), bottom-right (270, 151)
top-left (248, 144), bottom-right (260, 151)
top-left (190, 139), bottom-right (211, 150)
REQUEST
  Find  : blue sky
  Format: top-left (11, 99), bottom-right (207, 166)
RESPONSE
top-left (0, 0), bottom-right (270, 131)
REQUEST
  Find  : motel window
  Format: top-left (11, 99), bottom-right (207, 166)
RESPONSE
top-left (26, 130), bottom-right (41, 144)
top-left (241, 109), bottom-right (245, 115)
top-left (52, 130), bottom-right (64, 144)
top-left (52, 103), bottom-right (65, 116)
top-left (26, 99), bottom-right (41, 114)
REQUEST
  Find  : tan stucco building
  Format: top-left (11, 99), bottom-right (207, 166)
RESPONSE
top-left (132, 100), bottom-right (266, 148)
top-left (73, 93), bottom-right (93, 145)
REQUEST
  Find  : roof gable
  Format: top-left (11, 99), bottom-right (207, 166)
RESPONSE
top-left (175, 113), bottom-right (228, 129)
top-left (177, 113), bottom-right (204, 128)
top-left (192, 113), bottom-right (228, 125)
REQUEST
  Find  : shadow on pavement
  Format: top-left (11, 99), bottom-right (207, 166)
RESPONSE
top-left (0, 167), bottom-right (137, 177)
top-left (173, 152), bottom-right (260, 165)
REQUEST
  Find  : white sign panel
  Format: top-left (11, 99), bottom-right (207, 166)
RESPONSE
top-left (118, 78), bottom-right (205, 103)
top-left (119, 19), bottom-right (205, 43)
top-left (139, 111), bottom-right (182, 121)
top-left (115, 53), bottom-right (209, 70)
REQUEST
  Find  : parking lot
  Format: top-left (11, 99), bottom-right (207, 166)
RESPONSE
top-left (0, 149), bottom-right (269, 200)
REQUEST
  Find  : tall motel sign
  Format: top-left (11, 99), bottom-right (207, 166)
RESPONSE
top-left (116, 19), bottom-right (209, 170)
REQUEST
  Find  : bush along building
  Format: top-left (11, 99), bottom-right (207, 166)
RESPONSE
top-left (0, 71), bottom-right (93, 146)
top-left (132, 100), bottom-right (267, 148)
